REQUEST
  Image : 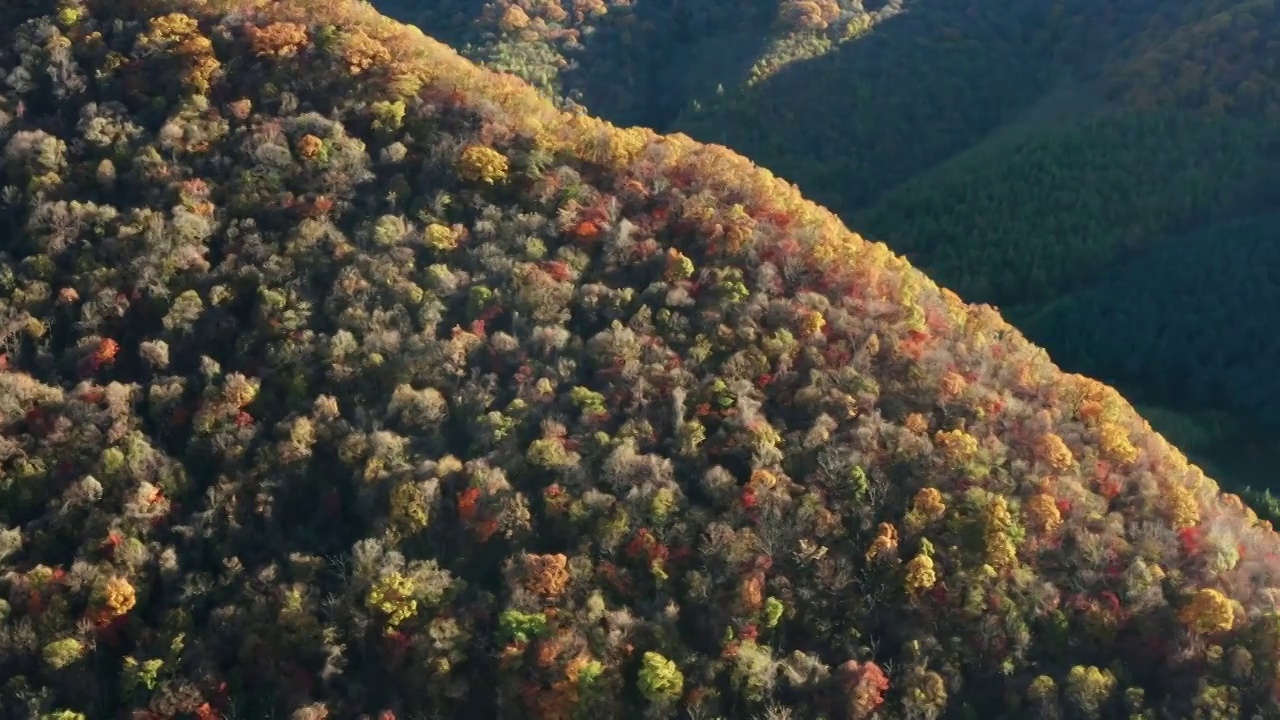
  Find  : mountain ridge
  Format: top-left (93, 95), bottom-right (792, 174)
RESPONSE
top-left (383, 0), bottom-right (1280, 496)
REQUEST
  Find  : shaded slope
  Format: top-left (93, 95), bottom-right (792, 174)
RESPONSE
top-left (672, 1), bottom-right (1059, 215)
top-left (2, 1), bottom-right (1280, 719)
top-left (670, 0), bottom-right (1280, 216)
top-left (376, 0), bottom-right (784, 129)
top-left (1102, 0), bottom-right (1280, 115)
top-left (856, 111), bottom-right (1278, 305)
top-left (1019, 215), bottom-right (1280, 433)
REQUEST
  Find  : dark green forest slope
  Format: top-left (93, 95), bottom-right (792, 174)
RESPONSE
top-left (1019, 215), bottom-right (1280, 475)
top-left (380, 0), bottom-right (1280, 499)
top-left (857, 111), bottom-right (1276, 305)
top-left (7, 1), bottom-right (1280, 718)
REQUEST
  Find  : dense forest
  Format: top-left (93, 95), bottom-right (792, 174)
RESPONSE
top-left (5, 0), bottom-right (1280, 718)
top-left (380, 0), bottom-right (1280, 502)
top-left (1018, 215), bottom-right (1280, 481)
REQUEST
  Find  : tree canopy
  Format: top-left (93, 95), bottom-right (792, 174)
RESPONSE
top-left (2, 1), bottom-right (1279, 719)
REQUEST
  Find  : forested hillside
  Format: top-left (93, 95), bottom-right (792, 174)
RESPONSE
top-left (1019, 215), bottom-right (1280, 453)
top-left (857, 111), bottom-right (1275, 305)
top-left (6, 1), bottom-right (1280, 718)
top-left (381, 0), bottom-right (1280, 500)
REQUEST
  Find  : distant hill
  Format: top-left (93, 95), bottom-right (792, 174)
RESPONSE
top-left (383, 0), bottom-right (1280, 499)
top-left (6, 1), bottom-right (1280, 718)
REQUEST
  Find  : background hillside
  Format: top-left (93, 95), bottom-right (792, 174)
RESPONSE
top-left (378, 0), bottom-right (1280, 501)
